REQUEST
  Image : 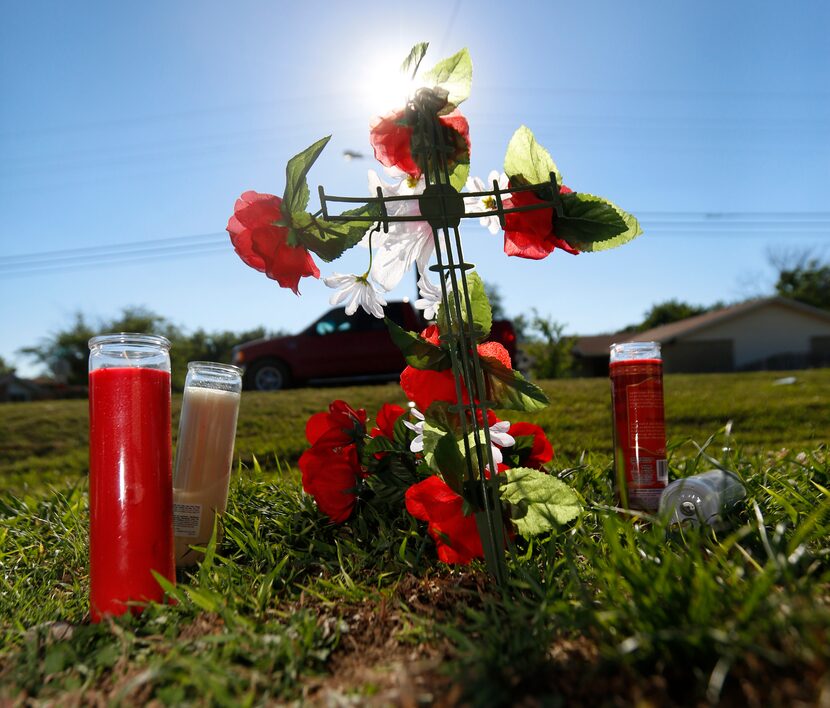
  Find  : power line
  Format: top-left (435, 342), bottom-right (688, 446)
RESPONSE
top-left (0, 232), bottom-right (226, 265)
top-left (3, 215), bottom-right (830, 268)
top-left (0, 244), bottom-right (230, 278)
top-left (1, 229), bottom-right (828, 279)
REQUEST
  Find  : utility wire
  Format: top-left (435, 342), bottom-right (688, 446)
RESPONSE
top-left (3, 216), bottom-right (830, 268)
top-left (0, 232), bottom-right (226, 264)
top-left (1, 227), bottom-right (828, 279)
top-left (0, 243), bottom-right (230, 278)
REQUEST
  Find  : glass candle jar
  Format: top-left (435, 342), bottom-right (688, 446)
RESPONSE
top-left (172, 362), bottom-right (242, 567)
top-left (609, 341), bottom-right (668, 511)
top-left (88, 333), bottom-right (174, 621)
top-left (659, 469), bottom-right (746, 528)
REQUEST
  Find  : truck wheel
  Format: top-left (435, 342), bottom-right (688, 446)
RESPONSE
top-left (247, 358), bottom-right (291, 392)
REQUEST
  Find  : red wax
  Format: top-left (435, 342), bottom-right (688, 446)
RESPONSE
top-left (610, 358), bottom-right (668, 511)
top-left (88, 366), bottom-right (174, 621)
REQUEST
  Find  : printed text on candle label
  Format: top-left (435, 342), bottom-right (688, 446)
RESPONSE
top-left (173, 503), bottom-right (202, 538)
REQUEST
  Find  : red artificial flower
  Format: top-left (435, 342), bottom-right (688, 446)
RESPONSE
top-left (370, 403), bottom-right (406, 440)
top-left (227, 190), bottom-right (320, 294)
top-left (369, 108), bottom-right (471, 179)
top-left (508, 422), bottom-right (554, 468)
top-left (305, 400), bottom-right (367, 449)
top-left (477, 341), bottom-right (512, 370)
top-left (299, 444), bottom-right (362, 523)
top-left (405, 476), bottom-right (484, 565)
top-left (400, 326), bottom-right (463, 410)
top-left (400, 328), bottom-right (513, 410)
top-left (400, 367), bottom-right (462, 412)
top-left (503, 184), bottom-right (579, 260)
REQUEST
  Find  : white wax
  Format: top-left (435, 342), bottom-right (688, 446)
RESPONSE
top-left (173, 385), bottom-right (240, 566)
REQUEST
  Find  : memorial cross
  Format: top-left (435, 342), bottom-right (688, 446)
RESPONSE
top-left (314, 87), bottom-right (562, 584)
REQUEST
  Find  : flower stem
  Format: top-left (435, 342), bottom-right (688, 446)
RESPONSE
top-left (361, 224), bottom-right (381, 279)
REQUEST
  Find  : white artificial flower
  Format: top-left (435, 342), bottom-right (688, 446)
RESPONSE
top-left (414, 272), bottom-right (447, 321)
top-left (362, 168), bottom-right (437, 292)
top-left (404, 407), bottom-right (425, 453)
top-left (487, 419), bottom-right (515, 466)
top-left (323, 272), bottom-right (387, 318)
top-left (463, 171), bottom-right (509, 235)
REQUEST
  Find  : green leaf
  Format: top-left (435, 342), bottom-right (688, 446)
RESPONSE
top-left (363, 435), bottom-right (398, 460)
top-left (500, 467), bottom-right (581, 536)
top-left (386, 318), bottom-right (451, 371)
top-left (449, 159), bottom-right (470, 192)
top-left (434, 431), bottom-right (466, 494)
top-left (503, 125), bottom-right (561, 187)
top-left (366, 453), bottom-right (419, 506)
top-left (557, 192), bottom-right (643, 252)
top-left (422, 48), bottom-right (473, 108)
top-left (499, 433), bottom-right (536, 468)
top-left (436, 271), bottom-right (492, 342)
top-left (290, 202), bottom-right (381, 262)
top-left (283, 136), bottom-right (331, 214)
top-left (401, 42), bottom-right (429, 79)
top-left (420, 420), bottom-right (448, 472)
top-left (481, 357), bottom-right (549, 412)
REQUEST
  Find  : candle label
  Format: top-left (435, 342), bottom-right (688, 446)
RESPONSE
top-left (173, 503), bottom-right (202, 538)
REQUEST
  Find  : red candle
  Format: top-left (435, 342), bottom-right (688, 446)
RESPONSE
top-left (88, 334), bottom-right (174, 621)
top-left (610, 342), bottom-right (668, 511)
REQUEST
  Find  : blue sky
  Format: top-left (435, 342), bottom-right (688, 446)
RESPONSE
top-left (2, 0), bottom-right (828, 376)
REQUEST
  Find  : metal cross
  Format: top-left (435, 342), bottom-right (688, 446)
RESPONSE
top-left (316, 88), bottom-right (561, 585)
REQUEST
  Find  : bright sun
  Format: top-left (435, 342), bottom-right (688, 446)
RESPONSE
top-left (357, 54), bottom-right (418, 117)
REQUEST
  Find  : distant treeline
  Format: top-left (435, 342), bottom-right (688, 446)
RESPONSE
top-left (18, 307), bottom-right (281, 390)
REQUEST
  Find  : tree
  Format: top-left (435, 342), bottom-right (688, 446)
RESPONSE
top-left (773, 255), bottom-right (830, 311)
top-left (521, 310), bottom-right (575, 380)
top-left (483, 281), bottom-right (507, 320)
top-left (20, 308), bottom-right (178, 386)
top-left (19, 306), bottom-right (271, 389)
top-left (19, 313), bottom-right (99, 385)
top-left (638, 299), bottom-right (711, 330)
top-left (0, 356), bottom-right (15, 376)
top-left (621, 299), bottom-right (717, 333)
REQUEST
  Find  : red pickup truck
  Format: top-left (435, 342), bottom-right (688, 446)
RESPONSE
top-left (232, 300), bottom-right (518, 391)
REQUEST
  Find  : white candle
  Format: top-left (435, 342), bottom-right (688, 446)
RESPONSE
top-left (172, 363), bottom-right (242, 567)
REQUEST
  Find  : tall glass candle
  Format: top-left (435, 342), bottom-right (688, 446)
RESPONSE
top-left (609, 341), bottom-right (668, 511)
top-left (173, 362), bottom-right (242, 567)
top-left (88, 333), bottom-right (174, 621)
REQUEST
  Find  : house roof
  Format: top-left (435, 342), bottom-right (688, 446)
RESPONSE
top-left (573, 297), bottom-right (830, 358)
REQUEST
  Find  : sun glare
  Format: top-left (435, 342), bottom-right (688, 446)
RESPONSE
top-left (358, 55), bottom-right (417, 117)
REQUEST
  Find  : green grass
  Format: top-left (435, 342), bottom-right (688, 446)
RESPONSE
top-left (3, 369), bottom-right (828, 490)
top-left (1, 370), bottom-right (829, 704)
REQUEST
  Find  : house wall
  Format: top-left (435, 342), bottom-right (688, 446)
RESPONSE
top-left (662, 339), bottom-right (733, 373)
top-left (683, 303), bottom-right (830, 369)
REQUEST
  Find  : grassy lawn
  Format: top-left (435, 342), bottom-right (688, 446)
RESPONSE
top-left (1, 369), bottom-right (829, 705)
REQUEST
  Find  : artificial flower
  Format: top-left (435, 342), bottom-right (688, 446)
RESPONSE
top-left (400, 327), bottom-right (514, 411)
top-left (305, 400), bottom-right (367, 449)
top-left (363, 169), bottom-right (436, 293)
top-left (299, 444), bottom-right (362, 523)
top-left (400, 348), bottom-right (462, 412)
top-left (405, 475), bottom-right (484, 565)
top-left (414, 272), bottom-right (445, 321)
top-left (477, 341), bottom-right (513, 370)
top-left (227, 191), bottom-right (320, 294)
top-left (403, 407), bottom-right (426, 453)
top-left (323, 272), bottom-right (387, 318)
top-left (464, 171), bottom-right (509, 234)
top-left (502, 184), bottom-right (579, 260)
top-left (508, 422), bottom-right (554, 469)
top-left (370, 403), bottom-right (407, 440)
top-left (369, 108), bottom-right (471, 180)
top-left (487, 419), bottom-right (515, 466)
